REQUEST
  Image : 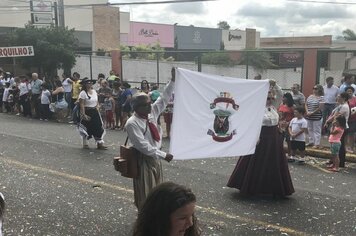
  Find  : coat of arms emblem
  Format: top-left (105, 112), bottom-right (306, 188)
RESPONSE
top-left (207, 92), bottom-right (239, 142)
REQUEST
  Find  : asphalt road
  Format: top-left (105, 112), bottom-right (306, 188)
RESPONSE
top-left (0, 113), bottom-right (355, 236)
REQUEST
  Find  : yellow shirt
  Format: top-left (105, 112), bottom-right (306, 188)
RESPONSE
top-left (72, 80), bottom-right (81, 99)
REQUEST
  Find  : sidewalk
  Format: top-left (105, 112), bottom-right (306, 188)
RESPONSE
top-left (305, 135), bottom-right (356, 163)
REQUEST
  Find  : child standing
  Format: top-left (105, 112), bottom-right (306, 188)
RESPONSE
top-left (2, 82), bottom-right (10, 113)
top-left (327, 116), bottom-right (346, 172)
top-left (0, 83), bottom-right (4, 112)
top-left (103, 92), bottom-right (115, 129)
top-left (40, 83), bottom-right (51, 121)
top-left (288, 107), bottom-right (308, 163)
top-left (7, 89), bottom-right (14, 113)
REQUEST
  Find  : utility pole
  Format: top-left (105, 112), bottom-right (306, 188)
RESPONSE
top-left (58, 0), bottom-right (65, 27)
top-left (53, 1), bottom-right (58, 27)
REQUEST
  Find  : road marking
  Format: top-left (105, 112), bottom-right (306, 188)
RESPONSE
top-left (1, 157), bottom-right (133, 193)
top-left (306, 162), bottom-right (332, 173)
top-left (1, 157), bottom-right (309, 236)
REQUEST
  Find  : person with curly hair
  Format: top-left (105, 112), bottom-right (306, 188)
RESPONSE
top-left (132, 182), bottom-right (201, 236)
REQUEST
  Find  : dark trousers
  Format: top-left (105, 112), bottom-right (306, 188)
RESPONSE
top-left (338, 128), bottom-right (347, 167)
top-left (20, 94), bottom-right (32, 117)
top-left (31, 94), bottom-right (41, 118)
top-left (3, 102), bottom-right (10, 113)
top-left (322, 103), bottom-right (336, 134)
top-left (40, 104), bottom-right (50, 120)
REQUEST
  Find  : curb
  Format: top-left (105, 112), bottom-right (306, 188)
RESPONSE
top-left (305, 148), bottom-right (356, 163)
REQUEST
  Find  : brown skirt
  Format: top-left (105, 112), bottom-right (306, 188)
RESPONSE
top-left (227, 126), bottom-right (295, 197)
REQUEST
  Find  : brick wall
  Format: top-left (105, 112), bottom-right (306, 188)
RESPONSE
top-left (92, 6), bottom-right (120, 51)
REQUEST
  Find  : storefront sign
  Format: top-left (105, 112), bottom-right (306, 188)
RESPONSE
top-left (32, 13), bottom-right (53, 24)
top-left (129, 22), bottom-right (174, 48)
top-left (31, 0), bottom-right (52, 12)
top-left (0, 46), bottom-right (35, 58)
top-left (228, 32), bottom-right (242, 41)
top-left (279, 52), bottom-right (303, 67)
top-left (175, 26), bottom-right (221, 50)
top-left (139, 29), bottom-right (159, 37)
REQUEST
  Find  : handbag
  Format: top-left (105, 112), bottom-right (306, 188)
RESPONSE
top-left (55, 99), bottom-right (68, 110)
top-left (113, 136), bottom-right (139, 178)
top-left (49, 103), bottom-right (55, 113)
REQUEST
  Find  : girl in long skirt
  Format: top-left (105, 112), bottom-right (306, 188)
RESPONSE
top-left (78, 77), bottom-right (107, 150)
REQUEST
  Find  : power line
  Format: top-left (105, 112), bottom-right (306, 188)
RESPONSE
top-left (286, 0), bottom-right (356, 4)
top-left (0, 0), bottom-right (217, 9)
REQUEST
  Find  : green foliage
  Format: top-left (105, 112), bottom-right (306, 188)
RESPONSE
top-left (342, 29), bottom-right (356, 40)
top-left (120, 42), bottom-right (170, 60)
top-left (201, 52), bottom-right (235, 66)
top-left (96, 48), bottom-right (106, 56)
top-left (6, 24), bottom-right (78, 76)
top-left (240, 50), bottom-right (277, 72)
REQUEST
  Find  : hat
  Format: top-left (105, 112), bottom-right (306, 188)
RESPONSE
top-left (79, 77), bottom-right (96, 85)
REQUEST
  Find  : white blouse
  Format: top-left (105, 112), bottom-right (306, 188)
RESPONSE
top-left (262, 105), bottom-right (279, 126)
top-left (79, 90), bottom-right (98, 108)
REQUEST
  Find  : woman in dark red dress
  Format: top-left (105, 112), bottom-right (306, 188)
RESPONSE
top-left (227, 92), bottom-right (295, 197)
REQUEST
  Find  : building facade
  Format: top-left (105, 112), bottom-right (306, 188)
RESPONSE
top-left (0, 0), bottom-right (120, 51)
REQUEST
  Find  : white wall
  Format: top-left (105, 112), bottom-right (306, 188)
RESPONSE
top-left (120, 12), bottom-right (130, 34)
top-left (69, 55), bottom-right (348, 90)
top-left (66, 54), bottom-right (112, 79)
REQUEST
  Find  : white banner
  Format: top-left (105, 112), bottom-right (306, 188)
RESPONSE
top-left (0, 46), bottom-right (35, 58)
top-left (169, 68), bottom-right (269, 160)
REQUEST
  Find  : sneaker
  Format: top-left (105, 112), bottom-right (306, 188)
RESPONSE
top-left (287, 156), bottom-right (295, 162)
top-left (39, 118), bottom-right (43, 121)
top-left (297, 157), bottom-right (305, 164)
top-left (68, 121), bottom-right (74, 124)
top-left (44, 119), bottom-right (48, 122)
top-left (16, 113), bottom-right (20, 116)
top-left (306, 143), bottom-right (314, 147)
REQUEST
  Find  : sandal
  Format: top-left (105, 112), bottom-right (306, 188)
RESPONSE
top-left (329, 167), bottom-right (339, 172)
top-left (326, 164), bottom-right (334, 168)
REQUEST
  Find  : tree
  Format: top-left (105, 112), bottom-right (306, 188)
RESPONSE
top-left (6, 24), bottom-right (78, 77)
top-left (342, 29), bottom-right (356, 40)
top-left (201, 52), bottom-right (235, 66)
top-left (121, 42), bottom-right (166, 60)
top-left (240, 50), bottom-right (277, 72)
top-left (217, 21), bottom-right (230, 30)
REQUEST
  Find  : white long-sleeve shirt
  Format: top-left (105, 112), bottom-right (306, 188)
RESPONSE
top-left (125, 81), bottom-right (174, 159)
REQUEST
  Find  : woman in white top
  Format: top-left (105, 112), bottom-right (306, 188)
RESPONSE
top-left (227, 91), bottom-right (295, 197)
top-left (78, 77), bottom-right (107, 150)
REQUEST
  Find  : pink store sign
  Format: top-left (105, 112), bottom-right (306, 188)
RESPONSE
top-left (128, 22), bottom-right (174, 48)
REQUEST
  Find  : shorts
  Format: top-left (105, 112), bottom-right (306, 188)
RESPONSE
top-left (105, 110), bottom-right (114, 123)
top-left (281, 130), bottom-right (290, 142)
top-left (330, 142), bottom-right (341, 155)
top-left (291, 140), bottom-right (305, 151)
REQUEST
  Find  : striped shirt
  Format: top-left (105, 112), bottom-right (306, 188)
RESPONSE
top-left (306, 95), bottom-right (324, 120)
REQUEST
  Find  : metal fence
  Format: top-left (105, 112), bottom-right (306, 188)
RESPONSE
top-left (4, 49), bottom-right (356, 92)
top-left (118, 49), bottom-right (305, 91)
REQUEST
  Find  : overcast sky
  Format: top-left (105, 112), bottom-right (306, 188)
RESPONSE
top-left (110, 0), bottom-right (355, 38)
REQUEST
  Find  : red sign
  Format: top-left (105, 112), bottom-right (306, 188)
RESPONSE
top-left (279, 52), bottom-right (303, 67)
